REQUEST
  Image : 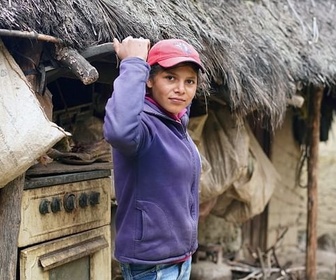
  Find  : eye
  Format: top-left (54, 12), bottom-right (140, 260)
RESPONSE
top-left (165, 75), bottom-right (175, 81)
top-left (186, 79), bottom-right (196, 85)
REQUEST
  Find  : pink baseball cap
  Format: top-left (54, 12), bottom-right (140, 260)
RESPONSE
top-left (147, 39), bottom-right (205, 73)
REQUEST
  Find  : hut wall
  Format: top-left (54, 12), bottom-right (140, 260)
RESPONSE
top-left (317, 119), bottom-right (336, 236)
top-left (268, 110), bottom-right (307, 252)
top-left (268, 111), bottom-right (336, 255)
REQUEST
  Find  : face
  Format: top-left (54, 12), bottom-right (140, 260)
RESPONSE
top-left (146, 64), bottom-right (198, 115)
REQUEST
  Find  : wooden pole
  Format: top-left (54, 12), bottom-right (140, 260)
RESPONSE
top-left (305, 85), bottom-right (324, 280)
top-left (55, 46), bottom-right (99, 85)
top-left (0, 175), bottom-right (24, 279)
top-left (0, 28), bottom-right (62, 44)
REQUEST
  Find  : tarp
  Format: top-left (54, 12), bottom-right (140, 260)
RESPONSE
top-left (0, 39), bottom-right (67, 188)
top-left (189, 108), bottom-right (279, 223)
top-left (190, 109), bottom-right (250, 203)
top-left (211, 124), bottom-right (280, 223)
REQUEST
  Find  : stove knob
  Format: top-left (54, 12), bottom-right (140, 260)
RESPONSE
top-left (51, 197), bottom-right (61, 213)
top-left (39, 199), bottom-right (50, 215)
top-left (89, 191), bottom-right (100, 206)
top-left (79, 193), bottom-right (88, 208)
top-left (63, 193), bottom-right (76, 212)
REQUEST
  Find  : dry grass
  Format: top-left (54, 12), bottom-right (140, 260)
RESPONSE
top-left (1, 0), bottom-right (335, 128)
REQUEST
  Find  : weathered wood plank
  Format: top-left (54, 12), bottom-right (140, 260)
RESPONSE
top-left (0, 175), bottom-right (24, 280)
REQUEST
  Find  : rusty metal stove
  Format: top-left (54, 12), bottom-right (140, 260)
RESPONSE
top-left (18, 162), bottom-right (112, 280)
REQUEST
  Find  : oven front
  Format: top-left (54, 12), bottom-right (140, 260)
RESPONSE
top-left (18, 167), bottom-right (112, 280)
top-left (20, 226), bottom-right (111, 280)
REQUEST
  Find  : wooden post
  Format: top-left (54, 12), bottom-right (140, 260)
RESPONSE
top-left (306, 85), bottom-right (324, 280)
top-left (0, 175), bottom-right (24, 279)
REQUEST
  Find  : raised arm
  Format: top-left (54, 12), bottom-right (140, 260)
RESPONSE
top-left (103, 37), bottom-right (151, 155)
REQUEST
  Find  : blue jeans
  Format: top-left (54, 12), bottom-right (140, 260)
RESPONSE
top-left (120, 258), bottom-right (192, 280)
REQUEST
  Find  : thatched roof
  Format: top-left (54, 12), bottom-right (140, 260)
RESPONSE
top-left (1, 0), bottom-right (335, 128)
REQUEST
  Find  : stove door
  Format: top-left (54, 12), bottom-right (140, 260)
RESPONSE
top-left (20, 226), bottom-right (111, 280)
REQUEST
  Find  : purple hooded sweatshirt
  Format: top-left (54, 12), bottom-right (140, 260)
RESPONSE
top-left (103, 57), bottom-right (201, 264)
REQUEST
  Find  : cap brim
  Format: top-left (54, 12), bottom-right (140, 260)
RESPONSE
top-left (157, 57), bottom-right (205, 73)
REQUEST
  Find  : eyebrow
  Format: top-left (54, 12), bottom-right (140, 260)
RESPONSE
top-left (163, 69), bottom-right (197, 79)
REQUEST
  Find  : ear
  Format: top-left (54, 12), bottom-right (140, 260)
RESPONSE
top-left (146, 79), bottom-right (153, 89)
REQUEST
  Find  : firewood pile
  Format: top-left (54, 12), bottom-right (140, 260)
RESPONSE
top-left (228, 228), bottom-right (306, 280)
top-left (228, 254), bottom-right (305, 279)
top-left (194, 227), bottom-right (306, 279)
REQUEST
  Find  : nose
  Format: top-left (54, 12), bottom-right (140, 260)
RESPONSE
top-left (174, 81), bottom-right (186, 94)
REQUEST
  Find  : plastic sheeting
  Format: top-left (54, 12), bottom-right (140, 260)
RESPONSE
top-left (211, 124), bottom-right (279, 223)
top-left (189, 109), bottom-right (250, 203)
top-left (189, 108), bottom-right (279, 223)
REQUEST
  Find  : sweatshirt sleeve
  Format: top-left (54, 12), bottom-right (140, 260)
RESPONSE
top-left (103, 57), bottom-right (150, 155)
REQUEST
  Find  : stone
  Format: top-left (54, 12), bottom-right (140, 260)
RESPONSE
top-left (191, 261), bottom-right (232, 280)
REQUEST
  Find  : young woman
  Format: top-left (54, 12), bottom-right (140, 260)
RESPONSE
top-left (104, 36), bottom-right (204, 280)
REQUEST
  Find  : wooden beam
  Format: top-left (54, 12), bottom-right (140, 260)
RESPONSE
top-left (55, 46), bottom-right (99, 85)
top-left (0, 28), bottom-right (62, 44)
top-left (305, 85), bottom-right (324, 280)
top-left (0, 175), bottom-right (24, 279)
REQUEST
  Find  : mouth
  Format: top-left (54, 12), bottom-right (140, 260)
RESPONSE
top-left (169, 97), bottom-right (185, 104)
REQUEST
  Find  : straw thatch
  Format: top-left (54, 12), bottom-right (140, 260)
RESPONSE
top-left (0, 0), bottom-right (335, 128)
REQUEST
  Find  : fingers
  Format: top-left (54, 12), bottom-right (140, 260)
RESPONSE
top-left (113, 36), bottom-right (151, 61)
top-left (113, 38), bottom-right (120, 53)
top-left (141, 38), bottom-right (151, 51)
